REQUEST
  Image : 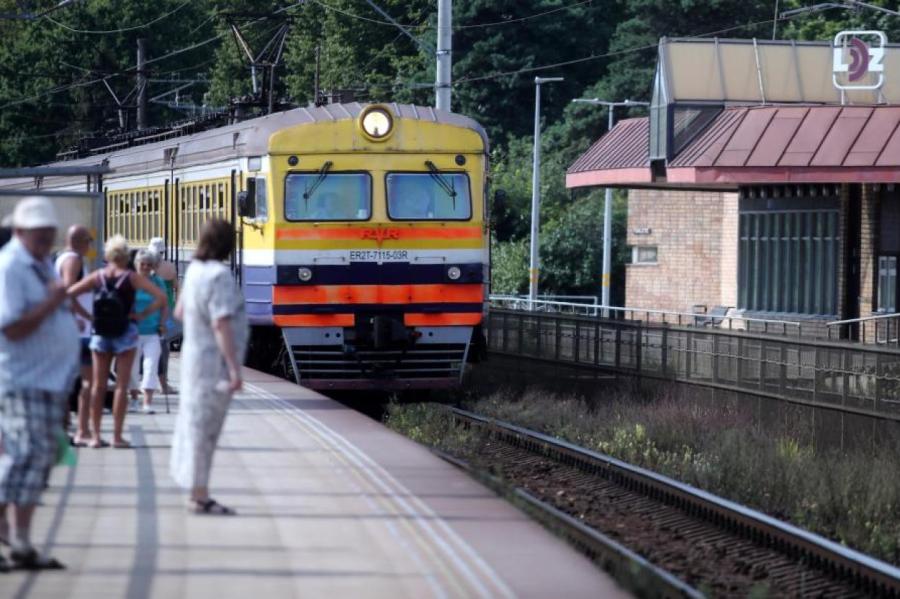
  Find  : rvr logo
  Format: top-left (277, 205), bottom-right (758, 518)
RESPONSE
top-left (360, 228), bottom-right (401, 245)
top-left (833, 31), bottom-right (886, 91)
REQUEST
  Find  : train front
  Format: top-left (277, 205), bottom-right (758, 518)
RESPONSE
top-left (251, 104), bottom-right (489, 390)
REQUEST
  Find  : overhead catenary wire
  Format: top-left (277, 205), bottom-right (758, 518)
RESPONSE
top-left (0, 1), bottom-right (306, 111)
top-left (310, 0), bottom-right (596, 30)
top-left (453, 13), bottom-right (807, 85)
top-left (43, 0), bottom-right (194, 34)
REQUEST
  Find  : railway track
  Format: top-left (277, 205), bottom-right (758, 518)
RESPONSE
top-left (447, 407), bottom-right (900, 598)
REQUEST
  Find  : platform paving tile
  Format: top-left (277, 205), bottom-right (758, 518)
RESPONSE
top-left (3, 360), bottom-right (629, 599)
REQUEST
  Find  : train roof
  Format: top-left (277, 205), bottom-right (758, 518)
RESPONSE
top-left (1, 103), bottom-right (489, 189)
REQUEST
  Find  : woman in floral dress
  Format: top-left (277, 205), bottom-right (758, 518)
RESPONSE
top-left (170, 220), bottom-right (248, 515)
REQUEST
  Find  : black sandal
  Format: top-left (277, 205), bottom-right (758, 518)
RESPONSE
top-left (191, 498), bottom-right (236, 516)
top-left (10, 548), bottom-right (65, 570)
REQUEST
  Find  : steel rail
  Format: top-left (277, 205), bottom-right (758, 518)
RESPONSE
top-left (434, 448), bottom-right (702, 599)
top-left (449, 407), bottom-right (900, 597)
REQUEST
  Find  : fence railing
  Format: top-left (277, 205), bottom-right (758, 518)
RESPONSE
top-left (488, 296), bottom-right (817, 337)
top-left (486, 308), bottom-right (900, 434)
top-left (827, 313), bottom-right (900, 347)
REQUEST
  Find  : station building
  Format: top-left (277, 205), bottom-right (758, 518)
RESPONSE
top-left (567, 35), bottom-right (900, 335)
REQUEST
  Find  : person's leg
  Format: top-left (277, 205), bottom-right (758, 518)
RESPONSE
top-left (75, 363), bottom-right (92, 443)
top-left (112, 348), bottom-right (137, 445)
top-left (129, 338), bottom-right (144, 404)
top-left (141, 336), bottom-right (161, 410)
top-left (158, 339), bottom-right (171, 393)
top-left (90, 352), bottom-right (113, 447)
top-left (0, 503), bottom-right (7, 543)
top-left (10, 504), bottom-right (35, 551)
top-left (187, 393), bottom-right (235, 514)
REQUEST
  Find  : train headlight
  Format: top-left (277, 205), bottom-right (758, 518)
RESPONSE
top-left (360, 106), bottom-right (393, 140)
top-left (447, 266), bottom-right (462, 281)
top-left (298, 267), bottom-right (313, 282)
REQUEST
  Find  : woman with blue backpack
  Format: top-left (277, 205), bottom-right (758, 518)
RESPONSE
top-left (67, 235), bottom-right (166, 449)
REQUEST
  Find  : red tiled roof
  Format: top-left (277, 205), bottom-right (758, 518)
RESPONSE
top-left (566, 118), bottom-right (652, 188)
top-left (567, 105), bottom-right (900, 189)
top-left (670, 105), bottom-right (900, 168)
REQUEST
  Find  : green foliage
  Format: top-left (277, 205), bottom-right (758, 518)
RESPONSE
top-left (490, 238), bottom-right (528, 295)
top-left (0, 0), bottom-right (885, 303)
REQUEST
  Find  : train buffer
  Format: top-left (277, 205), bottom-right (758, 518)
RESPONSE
top-left (8, 359), bottom-right (625, 598)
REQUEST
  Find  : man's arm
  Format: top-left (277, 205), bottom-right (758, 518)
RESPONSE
top-left (2, 281), bottom-right (67, 341)
top-left (59, 254), bottom-right (91, 322)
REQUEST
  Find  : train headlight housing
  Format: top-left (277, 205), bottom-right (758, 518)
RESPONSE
top-left (359, 106), bottom-right (393, 141)
top-left (298, 267), bottom-right (313, 282)
top-left (447, 266), bottom-right (462, 281)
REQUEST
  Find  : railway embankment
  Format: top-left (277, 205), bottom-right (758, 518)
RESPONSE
top-left (387, 367), bottom-right (900, 574)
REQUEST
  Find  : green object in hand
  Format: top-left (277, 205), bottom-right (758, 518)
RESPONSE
top-left (56, 429), bottom-right (77, 467)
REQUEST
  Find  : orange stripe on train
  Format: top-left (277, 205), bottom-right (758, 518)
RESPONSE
top-left (276, 226), bottom-right (482, 241)
top-left (273, 314), bottom-right (355, 327)
top-left (273, 284), bottom-right (484, 305)
top-left (404, 313), bottom-right (483, 326)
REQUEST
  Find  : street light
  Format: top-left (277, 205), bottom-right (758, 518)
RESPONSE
top-left (571, 98), bottom-right (649, 315)
top-left (528, 76), bottom-right (564, 308)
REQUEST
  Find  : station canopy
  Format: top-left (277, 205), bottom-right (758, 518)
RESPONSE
top-left (567, 36), bottom-right (900, 190)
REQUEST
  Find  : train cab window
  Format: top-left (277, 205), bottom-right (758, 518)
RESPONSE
top-left (255, 177), bottom-right (268, 221)
top-left (284, 172), bottom-right (371, 221)
top-left (386, 172), bottom-right (471, 220)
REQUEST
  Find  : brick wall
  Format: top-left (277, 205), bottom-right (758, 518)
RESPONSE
top-left (859, 184), bottom-right (879, 316)
top-left (625, 189), bottom-right (738, 314)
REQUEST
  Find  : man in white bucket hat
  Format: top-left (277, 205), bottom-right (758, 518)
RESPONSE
top-left (0, 196), bottom-right (78, 572)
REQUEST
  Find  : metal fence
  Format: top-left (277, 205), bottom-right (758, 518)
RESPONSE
top-left (827, 313), bottom-right (900, 347)
top-left (486, 309), bottom-right (900, 426)
top-left (487, 295), bottom-right (824, 337)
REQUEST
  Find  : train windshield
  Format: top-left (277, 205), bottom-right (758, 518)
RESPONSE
top-left (284, 172), bottom-right (371, 221)
top-left (386, 172), bottom-right (471, 220)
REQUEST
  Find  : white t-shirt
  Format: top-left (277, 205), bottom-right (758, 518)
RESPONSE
top-left (55, 250), bottom-right (93, 338)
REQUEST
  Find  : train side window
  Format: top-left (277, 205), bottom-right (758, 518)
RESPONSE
top-left (255, 177), bottom-right (268, 222)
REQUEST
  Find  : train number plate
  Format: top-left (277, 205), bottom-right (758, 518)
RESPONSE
top-left (348, 250), bottom-right (410, 262)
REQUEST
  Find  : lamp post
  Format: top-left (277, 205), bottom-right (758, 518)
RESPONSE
top-left (572, 98), bottom-right (649, 314)
top-left (529, 76), bottom-right (564, 308)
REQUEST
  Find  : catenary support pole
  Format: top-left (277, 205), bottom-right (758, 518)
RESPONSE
top-left (137, 38), bottom-right (148, 130)
top-left (602, 106), bottom-right (614, 314)
top-left (572, 98), bottom-right (650, 314)
top-left (530, 77), bottom-right (564, 307)
top-left (436, 0), bottom-right (452, 110)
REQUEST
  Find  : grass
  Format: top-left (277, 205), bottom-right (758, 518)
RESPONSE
top-left (386, 378), bottom-right (900, 566)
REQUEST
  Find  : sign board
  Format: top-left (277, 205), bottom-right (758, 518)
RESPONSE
top-left (0, 192), bottom-right (104, 262)
top-left (833, 30), bottom-right (886, 91)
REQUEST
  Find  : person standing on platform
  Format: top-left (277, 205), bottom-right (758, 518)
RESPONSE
top-left (170, 220), bottom-right (247, 515)
top-left (0, 197), bottom-right (78, 571)
top-left (129, 249), bottom-right (168, 414)
top-left (67, 235), bottom-right (166, 449)
top-left (54, 225), bottom-right (94, 445)
top-left (148, 237), bottom-right (178, 394)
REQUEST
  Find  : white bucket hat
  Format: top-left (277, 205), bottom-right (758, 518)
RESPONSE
top-left (148, 237), bottom-right (165, 255)
top-left (12, 196), bottom-right (59, 229)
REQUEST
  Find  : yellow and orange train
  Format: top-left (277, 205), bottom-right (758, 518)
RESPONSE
top-left (8, 103), bottom-right (490, 390)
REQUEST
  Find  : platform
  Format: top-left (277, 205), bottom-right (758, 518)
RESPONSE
top-left (4, 359), bottom-right (627, 599)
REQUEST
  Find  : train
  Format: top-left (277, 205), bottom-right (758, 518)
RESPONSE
top-left (0, 103), bottom-right (490, 390)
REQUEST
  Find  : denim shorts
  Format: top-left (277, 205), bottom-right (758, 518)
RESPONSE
top-left (89, 322), bottom-right (139, 355)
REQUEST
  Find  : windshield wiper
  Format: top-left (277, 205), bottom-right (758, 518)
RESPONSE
top-left (302, 160), bottom-right (333, 209)
top-left (424, 160), bottom-right (457, 209)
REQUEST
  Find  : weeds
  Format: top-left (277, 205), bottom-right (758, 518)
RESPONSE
top-left (386, 381), bottom-right (900, 565)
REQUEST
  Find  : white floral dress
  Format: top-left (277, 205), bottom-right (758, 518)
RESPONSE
top-left (170, 260), bottom-right (248, 489)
